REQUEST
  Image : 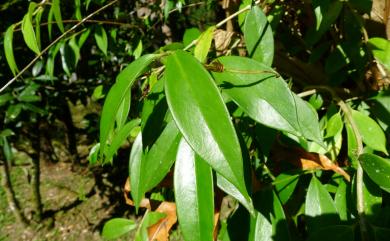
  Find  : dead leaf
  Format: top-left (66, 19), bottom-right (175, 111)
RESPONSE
top-left (123, 178), bottom-right (151, 210)
top-left (214, 29), bottom-right (234, 52)
top-left (148, 202), bottom-right (177, 241)
top-left (273, 147), bottom-right (350, 182)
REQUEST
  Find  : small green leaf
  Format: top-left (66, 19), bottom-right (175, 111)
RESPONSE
top-left (6, 104), bottom-right (23, 122)
top-left (52, 0), bottom-right (64, 32)
top-left (305, 176), bottom-right (339, 232)
top-left (194, 26), bottom-right (215, 63)
top-left (273, 172), bottom-right (299, 204)
top-left (307, 225), bottom-right (354, 241)
top-left (78, 28), bottom-right (91, 49)
top-left (94, 25), bottom-right (108, 55)
top-left (244, 6), bottom-right (274, 65)
top-left (351, 110), bottom-right (388, 154)
top-left (0, 93), bottom-right (14, 107)
top-left (359, 153), bottom-right (390, 191)
top-left (35, 7), bottom-right (43, 50)
top-left (88, 143), bottom-right (100, 165)
top-left (183, 27), bottom-right (201, 46)
top-left (133, 40), bottom-right (143, 59)
top-left (4, 25), bottom-right (18, 75)
top-left (368, 37), bottom-right (390, 71)
top-left (165, 50), bottom-right (251, 208)
top-left (100, 54), bottom-right (157, 157)
top-left (106, 119), bottom-right (141, 162)
top-left (74, 0), bottom-right (82, 20)
top-left (45, 42), bottom-right (62, 79)
top-left (102, 218), bottom-right (136, 240)
top-left (134, 212), bottom-right (166, 241)
top-left (22, 2), bottom-right (40, 54)
top-left (249, 211), bottom-right (272, 241)
top-left (174, 138), bottom-right (214, 241)
top-left (325, 112), bottom-right (343, 138)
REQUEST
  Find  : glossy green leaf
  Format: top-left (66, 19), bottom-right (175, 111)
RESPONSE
top-left (52, 0), bottom-right (64, 32)
top-left (174, 138), bottom-right (214, 241)
top-left (116, 90), bottom-right (131, 130)
top-left (94, 25), bottom-right (108, 55)
top-left (47, 5), bottom-right (54, 39)
top-left (211, 56), bottom-right (322, 144)
top-left (249, 211), bottom-right (272, 241)
top-left (164, 50), bottom-right (251, 205)
top-left (194, 26), bottom-right (215, 63)
top-left (183, 27), bottom-right (201, 46)
top-left (244, 6), bottom-right (274, 66)
top-left (78, 28), bottom-right (91, 49)
top-left (102, 218), bottom-right (136, 240)
top-left (75, 0), bottom-right (82, 20)
top-left (106, 119), bottom-right (140, 162)
top-left (351, 110), bottom-right (388, 154)
top-left (129, 133), bottom-right (144, 211)
top-left (217, 174), bottom-right (255, 216)
top-left (69, 36), bottom-right (81, 66)
top-left (359, 153), bottom-right (390, 191)
top-left (88, 143), bottom-right (100, 165)
top-left (100, 54), bottom-right (157, 157)
top-left (273, 172), bottom-right (299, 204)
top-left (307, 225), bottom-right (354, 241)
top-left (4, 25), bottom-right (18, 75)
top-left (325, 112), bottom-right (343, 138)
top-left (334, 180), bottom-right (349, 221)
top-left (305, 176), bottom-right (339, 232)
top-left (368, 37), bottom-right (390, 71)
top-left (35, 7), bottom-right (43, 50)
top-left (22, 2), bottom-right (40, 54)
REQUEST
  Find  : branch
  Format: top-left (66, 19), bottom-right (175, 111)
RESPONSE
top-left (0, 0), bottom-right (119, 93)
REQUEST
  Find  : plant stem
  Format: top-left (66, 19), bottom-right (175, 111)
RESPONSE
top-left (0, 0), bottom-right (119, 93)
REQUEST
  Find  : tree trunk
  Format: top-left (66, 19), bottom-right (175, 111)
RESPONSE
top-left (30, 122), bottom-right (43, 221)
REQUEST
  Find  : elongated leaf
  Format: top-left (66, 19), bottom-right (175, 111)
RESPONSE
top-left (22, 2), bottom-right (40, 54)
top-left (78, 28), bottom-right (91, 49)
top-left (4, 25), bottom-right (18, 75)
top-left (100, 54), bottom-right (157, 157)
top-left (106, 119), bottom-right (141, 162)
top-left (94, 25), bottom-right (108, 55)
top-left (249, 212), bottom-right (272, 241)
top-left (174, 139), bottom-right (214, 241)
top-left (129, 133), bottom-right (144, 211)
top-left (52, 0), bottom-right (64, 32)
top-left (334, 180), bottom-right (349, 221)
top-left (130, 121), bottom-right (181, 209)
top-left (307, 225), bottom-right (354, 241)
top-left (116, 89), bottom-right (131, 130)
top-left (102, 218), bottom-right (136, 240)
top-left (194, 26), bottom-right (215, 63)
top-left (325, 112), bottom-right (343, 138)
top-left (244, 6), bottom-right (274, 66)
top-left (35, 8), bottom-right (43, 50)
top-left (135, 212), bottom-right (166, 241)
top-left (273, 172), bottom-right (299, 204)
top-left (368, 37), bottom-right (390, 71)
top-left (351, 110), bottom-right (388, 154)
top-left (217, 173), bottom-right (255, 216)
top-left (75, 0), bottom-right (82, 20)
top-left (359, 153), bottom-right (390, 191)
top-left (46, 42), bottom-right (62, 79)
top-left (183, 27), bottom-right (201, 46)
top-left (165, 50), bottom-right (251, 206)
top-left (305, 176), bottom-right (339, 232)
top-left (362, 174), bottom-right (382, 223)
top-left (211, 56), bottom-right (322, 144)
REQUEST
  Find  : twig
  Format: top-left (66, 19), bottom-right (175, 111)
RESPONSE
top-left (0, 0), bottom-right (119, 93)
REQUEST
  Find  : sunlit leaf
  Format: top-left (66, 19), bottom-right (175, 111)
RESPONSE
top-left (174, 139), bottom-right (214, 241)
top-left (273, 172), bottom-right (299, 204)
top-left (194, 26), bottom-right (215, 63)
top-left (102, 218), bottom-right (137, 240)
top-left (359, 153), bottom-right (390, 192)
top-left (21, 2), bottom-right (40, 54)
top-left (183, 27), bottom-right (201, 46)
top-left (334, 180), bottom-right (350, 221)
top-left (4, 25), bottom-right (18, 75)
top-left (94, 25), bottom-right (108, 55)
top-left (325, 112), bottom-right (343, 138)
top-left (244, 6), bottom-right (274, 66)
top-left (52, 0), bottom-right (64, 32)
top-left (164, 50), bottom-right (251, 207)
top-left (249, 211), bottom-right (272, 241)
top-left (351, 109), bottom-right (388, 154)
top-left (368, 37), bottom-right (390, 71)
top-left (116, 89), bottom-right (131, 130)
top-left (129, 133), bottom-right (144, 211)
top-left (135, 212), bottom-right (166, 241)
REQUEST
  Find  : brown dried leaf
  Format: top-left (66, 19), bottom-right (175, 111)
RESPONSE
top-left (148, 202), bottom-right (177, 241)
top-left (214, 29), bottom-right (234, 52)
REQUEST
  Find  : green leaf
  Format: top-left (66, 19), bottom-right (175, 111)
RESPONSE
top-left (116, 90), bottom-right (131, 130)
top-left (174, 138), bottom-right (214, 241)
top-left (100, 54), bottom-right (157, 157)
top-left (6, 104), bottom-right (23, 122)
top-left (0, 93), bottom-right (14, 107)
top-left (211, 56), bottom-right (322, 144)
top-left (307, 225), bottom-right (354, 241)
top-left (52, 0), bottom-right (64, 32)
top-left (133, 40), bottom-right (143, 59)
top-left (359, 153), bottom-right (390, 191)
top-left (249, 211), bottom-right (272, 241)
top-left (74, 0), bottom-right (82, 20)
top-left (325, 112), bottom-right (343, 138)
top-left (135, 212), bottom-right (166, 241)
top-left (273, 172), bottom-right (299, 204)
top-left (164, 50), bottom-right (251, 207)
top-left (21, 2), bottom-right (40, 54)
top-left (46, 42), bottom-right (62, 79)
top-left (78, 28), bottom-right (91, 49)
top-left (4, 25), bottom-right (18, 75)
top-left (88, 143), bottom-right (100, 165)
top-left (106, 119), bottom-right (141, 162)
top-left (351, 109), bottom-right (388, 154)
top-left (94, 25), bottom-right (108, 55)
top-left (35, 7), bottom-right (43, 50)
top-left (217, 173), bottom-right (255, 216)
top-left (183, 27), bottom-right (201, 46)
top-left (334, 180), bottom-right (350, 221)
top-left (102, 218), bottom-right (136, 240)
top-left (243, 6), bottom-right (274, 66)
top-left (194, 26), bottom-right (215, 63)
top-left (368, 37), bottom-right (390, 71)
top-left (362, 174), bottom-right (382, 222)
top-left (130, 121), bottom-right (181, 209)
top-left (305, 176), bottom-right (339, 232)
top-left (129, 133), bottom-right (144, 211)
